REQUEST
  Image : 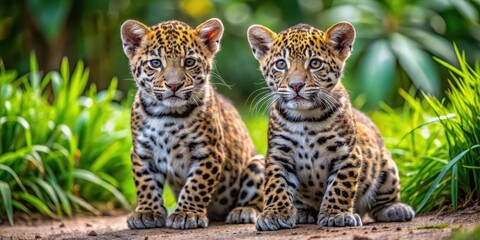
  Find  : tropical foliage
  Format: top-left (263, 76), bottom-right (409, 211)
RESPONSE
top-left (0, 55), bottom-right (134, 225)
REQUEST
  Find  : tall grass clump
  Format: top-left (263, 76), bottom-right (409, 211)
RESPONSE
top-left (417, 46), bottom-right (480, 212)
top-left (372, 45), bottom-right (479, 213)
top-left (0, 55), bottom-right (134, 225)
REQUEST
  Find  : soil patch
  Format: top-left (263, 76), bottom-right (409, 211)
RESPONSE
top-left (1, 207), bottom-right (479, 240)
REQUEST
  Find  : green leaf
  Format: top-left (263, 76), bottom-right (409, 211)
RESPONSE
top-left (66, 193), bottom-right (101, 216)
top-left (396, 113), bottom-right (456, 147)
top-left (25, 0), bottom-right (72, 41)
top-left (47, 177), bottom-right (72, 217)
top-left (12, 200), bottom-right (32, 215)
top-left (29, 52), bottom-right (40, 89)
top-left (451, 163), bottom-right (458, 210)
top-left (0, 181), bottom-right (13, 225)
top-left (416, 145), bottom-right (480, 212)
top-left (404, 27), bottom-right (456, 64)
top-left (27, 178), bottom-right (61, 218)
top-left (390, 33), bottom-right (441, 96)
top-left (50, 72), bottom-right (63, 98)
top-left (358, 40), bottom-right (396, 107)
top-left (451, 0), bottom-right (479, 23)
top-left (0, 116), bottom-right (32, 148)
top-left (16, 192), bottom-right (56, 218)
top-left (71, 169), bottom-right (130, 211)
top-left (0, 164), bottom-right (27, 192)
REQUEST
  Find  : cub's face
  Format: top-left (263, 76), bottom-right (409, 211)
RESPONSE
top-left (247, 22), bottom-right (355, 110)
top-left (121, 18), bottom-right (223, 107)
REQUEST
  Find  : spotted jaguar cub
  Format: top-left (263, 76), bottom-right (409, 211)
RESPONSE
top-left (121, 18), bottom-right (264, 229)
top-left (247, 22), bottom-right (415, 230)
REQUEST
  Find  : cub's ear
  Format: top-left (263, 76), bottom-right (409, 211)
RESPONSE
top-left (196, 18), bottom-right (224, 54)
top-left (326, 21), bottom-right (356, 61)
top-left (247, 25), bottom-right (277, 60)
top-left (120, 20), bottom-right (150, 58)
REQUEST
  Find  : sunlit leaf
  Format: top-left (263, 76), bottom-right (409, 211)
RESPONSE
top-left (391, 33), bottom-right (441, 96)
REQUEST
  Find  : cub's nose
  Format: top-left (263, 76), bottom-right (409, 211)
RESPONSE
top-left (288, 82), bottom-right (305, 93)
top-left (165, 82), bottom-right (184, 93)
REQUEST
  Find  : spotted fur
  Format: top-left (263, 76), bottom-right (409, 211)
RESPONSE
top-left (121, 18), bottom-right (264, 230)
top-left (247, 22), bottom-right (414, 231)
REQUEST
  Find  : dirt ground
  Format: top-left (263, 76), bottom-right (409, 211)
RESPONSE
top-left (1, 207), bottom-right (479, 240)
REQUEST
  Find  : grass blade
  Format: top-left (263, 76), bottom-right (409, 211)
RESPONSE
top-left (71, 169), bottom-right (130, 211)
top-left (15, 192), bottom-right (56, 218)
top-left (66, 193), bottom-right (101, 216)
top-left (0, 181), bottom-right (13, 225)
top-left (0, 164), bottom-right (27, 192)
top-left (416, 145), bottom-right (480, 212)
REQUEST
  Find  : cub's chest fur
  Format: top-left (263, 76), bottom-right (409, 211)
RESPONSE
top-left (136, 106), bottom-right (216, 183)
top-left (273, 107), bottom-right (354, 207)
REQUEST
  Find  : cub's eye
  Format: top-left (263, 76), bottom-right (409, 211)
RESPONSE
top-left (275, 59), bottom-right (287, 70)
top-left (149, 59), bottom-right (162, 69)
top-left (184, 58), bottom-right (196, 67)
top-left (309, 59), bottom-right (323, 70)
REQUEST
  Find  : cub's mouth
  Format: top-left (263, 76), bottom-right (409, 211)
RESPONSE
top-left (165, 95), bottom-right (182, 100)
top-left (279, 93), bottom-right (319, 110)
top-left (292, 95), bottom-right (306, 101)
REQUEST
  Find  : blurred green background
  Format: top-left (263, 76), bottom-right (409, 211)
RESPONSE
top-left (1, 0), bottom-right (480, 108)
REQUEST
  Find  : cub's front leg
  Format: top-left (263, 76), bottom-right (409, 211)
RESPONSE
top-left (317, 145), bottom-right (363, 227)
top-left (127, 150), bottom-right (168, 229)
top-left (256, 148), bottom-right (297, 231)
top-left (166, 149), bottom-right (223, 229)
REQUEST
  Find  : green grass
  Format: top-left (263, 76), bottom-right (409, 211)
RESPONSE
top-left (449, 225), bottom-right (480, 240)
top-left (243, 112), bottom-right (269, 156)
top-left (0, 54), bottom-right (135, 225)
top-left (371, 44), bottom-right (480, 213)
top-left (417, 224), bottom-right (450, 230)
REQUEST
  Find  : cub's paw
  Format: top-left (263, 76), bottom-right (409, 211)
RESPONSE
top-left (256, 209), bottom-right (296, 231)
top-left (317, 212), bottom-right (362, 227)
top-left (376, 203), bottom-right (415, 222)
top-left (166, 211), bottom-right (208, 229)
top-left (127, 210), bottom-right (166, 229)
top-left (296, 208), bottom-right (318, 224)
top-left (226, 206), bottom-right (260, 224)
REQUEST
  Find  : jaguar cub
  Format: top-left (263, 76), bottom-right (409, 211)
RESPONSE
top-left (247, 22), bottom-right (414, 230)
top-left (121, 18), bottom-right (264, 229)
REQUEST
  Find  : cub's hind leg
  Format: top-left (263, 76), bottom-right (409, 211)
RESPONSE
top-left (226, 155), bottom-right (265, 224)
top-left (369, 149), bottom-right (415, 222)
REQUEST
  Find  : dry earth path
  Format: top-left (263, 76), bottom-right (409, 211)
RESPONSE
top-left (1, 207), bottom-right (479, 240)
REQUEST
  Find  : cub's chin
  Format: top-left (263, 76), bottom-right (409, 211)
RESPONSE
top-left (283, 97), bottom-right (317, 110)
top-left (161, 97), bottom-right (189, 108)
